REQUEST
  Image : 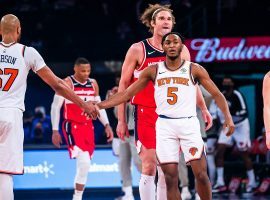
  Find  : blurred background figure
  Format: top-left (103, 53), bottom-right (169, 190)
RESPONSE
top-left (31, 106), bottom-right (52, 144)
top-left (213, 77), bottom-right (256, 193)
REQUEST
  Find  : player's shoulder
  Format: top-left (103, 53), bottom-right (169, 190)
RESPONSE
top-left (129, 41), bottom-right (144, 52)
top-left (90, 78), bottom-right (97, 84)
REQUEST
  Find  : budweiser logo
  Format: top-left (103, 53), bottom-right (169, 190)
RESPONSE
top-left (188, 38), bottom-right (270, 62)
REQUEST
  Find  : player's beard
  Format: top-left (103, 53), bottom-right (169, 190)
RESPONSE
top-left (168, 49), bottom-right (181, 60)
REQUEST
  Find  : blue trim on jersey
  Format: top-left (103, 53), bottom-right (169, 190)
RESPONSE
top-left (158, 115), bottom-right (195, 119)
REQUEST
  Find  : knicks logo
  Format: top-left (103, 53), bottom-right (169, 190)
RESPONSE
top-left (189, 147), bottom-right (198, 156)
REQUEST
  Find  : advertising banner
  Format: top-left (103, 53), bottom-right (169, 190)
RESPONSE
top-left (14, 149), bottom-right (140, 189)
top-left (185, 36), bottom-right (270, 63)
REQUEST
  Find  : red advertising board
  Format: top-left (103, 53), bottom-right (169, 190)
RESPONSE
top-left (185, 36), bottom-right (270, 63)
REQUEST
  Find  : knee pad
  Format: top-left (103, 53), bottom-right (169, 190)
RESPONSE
top-left (75, 152), bottom-right (91, 185)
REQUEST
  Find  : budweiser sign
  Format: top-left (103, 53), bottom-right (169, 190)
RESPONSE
top-left (185, 37), bottom-right (270, 63)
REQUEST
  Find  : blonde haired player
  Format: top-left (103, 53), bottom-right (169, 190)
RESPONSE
top-left (116, 4), bottom-right (212, 200)
top-left (0, 14), bottom-right (98, 200)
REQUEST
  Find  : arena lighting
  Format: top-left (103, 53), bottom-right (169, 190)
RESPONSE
top-left (185, 36), bottom-right (270, 63)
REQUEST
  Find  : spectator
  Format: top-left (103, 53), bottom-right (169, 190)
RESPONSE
top-left (31, 106), bottom-right (52, 144)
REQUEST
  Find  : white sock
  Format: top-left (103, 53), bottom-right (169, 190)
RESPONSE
top-left (207, 154), bottom-right (216, 185)
top-left (247, 169), bottom-right (255, 186)
top-left (72, 190), bottom-right (83, 200)
top-left (182, 186), bottom-right (189, 193)
top-left (156, 166), bottom-right (167, 200)
top-left (216, 167), bottom-right (224, 185)
top-left (123, 185), bottom-right (133, 196)
top-left (0, 174), bottom-right (14, 200)
top-left (139, 174), bottom-right (155, 200)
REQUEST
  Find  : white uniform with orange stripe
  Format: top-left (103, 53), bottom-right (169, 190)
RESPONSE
top-left (154, 60), bottom-right (205, 164)
top-left (0, 42), bottom-right (45, 174)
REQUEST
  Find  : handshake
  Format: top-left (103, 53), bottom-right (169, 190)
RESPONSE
top-left (81, 100), bottom-right (102, 120)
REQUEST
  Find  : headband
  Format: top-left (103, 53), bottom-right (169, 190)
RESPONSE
top-left (151, 8), bottom-right (163, 20)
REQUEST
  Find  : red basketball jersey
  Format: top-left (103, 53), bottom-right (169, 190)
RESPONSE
top-left (131, 39), bottom-right (166, 107)
top-left (64, 76), bottom-right (96, 122)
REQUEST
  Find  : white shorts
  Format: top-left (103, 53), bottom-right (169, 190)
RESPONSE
top-left (156, 116), bottom-right (205, 164)
top-left (0, 108), bottom-right (24, 174)
top-left (218, 118), bottom-right (251, 151)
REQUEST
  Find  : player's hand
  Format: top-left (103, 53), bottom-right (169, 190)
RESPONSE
top-left (116, 121), bottom-right (129, 141)
top-left (223, 118), bottom-right (235, 136)
top-left (201, 109), bottom-right (213, 131)
top-left (82, 101), bottom-right (100, 119)
top-left (52, 130), bottom-right (62, 148)
top-left (105, 124), bottom-right (114, 143)
top-left (266, 131), bottom-right (270, 149)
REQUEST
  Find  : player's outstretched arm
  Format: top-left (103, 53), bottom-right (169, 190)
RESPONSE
top-left (263, 72), bottom-right (270, 149)
top-left (36, 66), bottom-right (98, 119)
top-left (192, 63), bottom-right (235, 136)
top-left (98, 65), bottom-right (156, 110)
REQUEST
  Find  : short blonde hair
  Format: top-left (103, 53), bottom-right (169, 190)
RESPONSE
top-left (140, 4), bottom-right (175, 33)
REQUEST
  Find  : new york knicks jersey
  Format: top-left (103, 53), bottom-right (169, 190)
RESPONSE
top-left (0, 42), bottom-right (46, 111)
top-left (131, 39), bottom-right (166, 107)
top-left (154, 61), bottom-right (197, 118)
top-left (64, 76), bottom-right (96, 122)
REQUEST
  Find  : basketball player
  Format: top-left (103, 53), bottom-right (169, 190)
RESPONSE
top-left (0, 14), bottom-right (98, 200)
top-left (50, 57), bottom-right (114, 200)
top-left (116, 4), bottom-right (212, 200)
top-left (96, 32), bottom-right (234, 200)
top-left (262, 72), bottom-right (270, 149)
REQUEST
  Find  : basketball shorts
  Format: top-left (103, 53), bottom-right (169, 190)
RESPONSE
top-left (134, 105), bottom-right (157, 152)
top-left (218, 118), bottom-right (251, 151)
top-left (156, 116), bottom-right (205, 164)
top-left (0, 108), bottom-right (24, 174)
top-left (62, 120), bottom-right (95, 158)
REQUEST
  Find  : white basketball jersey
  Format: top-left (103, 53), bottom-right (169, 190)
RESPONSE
top-left (154, 61), bottom-right (197, 118)
top-left (0, 42), bottom-right (46, 111)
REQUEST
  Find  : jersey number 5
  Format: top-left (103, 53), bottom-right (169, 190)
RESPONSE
top-left (0, 68), bottom-right (19, 91)
top-left (167, 87), bottom-right (178, 105)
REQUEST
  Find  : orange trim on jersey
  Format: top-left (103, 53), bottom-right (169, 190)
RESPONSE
top-left (0, 169), bottom-right (24, 175)
top-left (0, 42), bottom-right (17, 47)
top-left (146, 39), bottom-right (164, 52)
top-left (189, 62), bottom-right (197, 85)
top-left (185, 145), bottom-right (205, 164)
top-left (137, 41), bottom-right (146, 71)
